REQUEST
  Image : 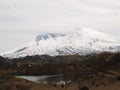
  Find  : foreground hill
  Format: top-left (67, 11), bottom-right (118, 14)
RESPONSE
top-left (0, 52), bottom-right (120, 75)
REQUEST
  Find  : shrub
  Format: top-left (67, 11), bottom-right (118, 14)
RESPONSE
top-left (80, 86), bottom-right (89, 90)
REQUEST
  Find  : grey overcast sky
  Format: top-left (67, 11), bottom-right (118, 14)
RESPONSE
top-left (0, 0), bottom-right (120, 53)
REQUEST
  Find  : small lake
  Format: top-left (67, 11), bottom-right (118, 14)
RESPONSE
top-left (15, 75), bottom-right (72, 85)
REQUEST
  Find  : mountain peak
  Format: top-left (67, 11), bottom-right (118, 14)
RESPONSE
top-left (74, 27), bottom-right (97, 33)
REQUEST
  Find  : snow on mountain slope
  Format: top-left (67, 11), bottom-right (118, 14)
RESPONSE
top-left (2, 28), bottom-right (120, 58)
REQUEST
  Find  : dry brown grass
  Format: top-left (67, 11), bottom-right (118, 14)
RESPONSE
top-left (1, 70), bottom-right (120, 90)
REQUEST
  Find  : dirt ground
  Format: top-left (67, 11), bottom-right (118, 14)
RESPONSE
top-left (0, 72), bottom-right (120, 90)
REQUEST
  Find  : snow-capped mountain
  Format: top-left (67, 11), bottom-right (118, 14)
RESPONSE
top-left (2, 28), bottom-right (120, 58)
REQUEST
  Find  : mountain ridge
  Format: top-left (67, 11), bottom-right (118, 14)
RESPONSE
top-left (2, 27), bottom-right (120, 58)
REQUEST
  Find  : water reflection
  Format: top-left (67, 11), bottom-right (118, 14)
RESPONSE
top-left (15, 75), bottom-right (72, 85)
